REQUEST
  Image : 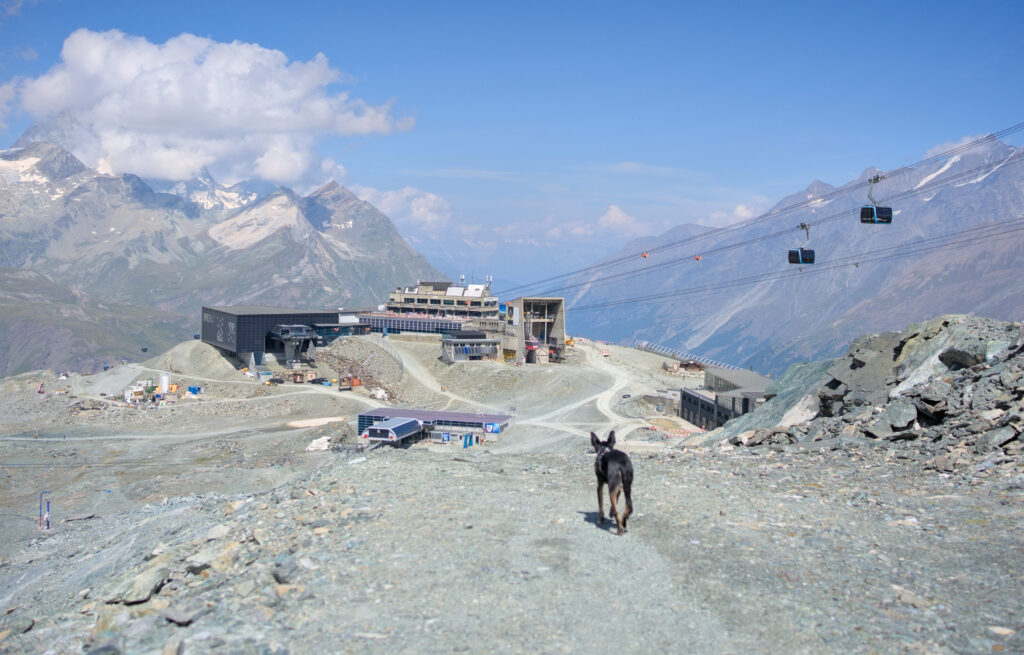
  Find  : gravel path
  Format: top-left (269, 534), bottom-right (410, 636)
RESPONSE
top-left (1, 444), bottom-right (1021, 654)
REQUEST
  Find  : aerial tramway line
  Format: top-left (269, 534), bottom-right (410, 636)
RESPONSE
top-left (786, 169), bottom-right (896, 265)
top-left (492, 121), bottom-right (1024, 298)
top-left (531, 147), bottom-right (1024, 300)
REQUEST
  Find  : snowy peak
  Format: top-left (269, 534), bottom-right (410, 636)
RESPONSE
top-left (308, 180), bottom-right (358, 204)
top-left (207, 188), bottom-right (312, 250)
top-left (0, 142), bottom-right (88, 185)
top-left (155, 168), bottom-right (260, 211)
top-left (302, 181), bottom-right (381, 234)
top-left (770, 178), bottom-right (838, 212)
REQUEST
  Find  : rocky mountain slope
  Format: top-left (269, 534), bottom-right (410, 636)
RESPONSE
top-left (0, 322), bottom-right (1022, 654)
top-left (696, 314), bottom-right (1024, 477)
top-left (0, 268), bottom-right (187, 377)
top-left (568, 138), bottom-right (1024, 375)
top-left (0, 140), bottom-right (443, 374)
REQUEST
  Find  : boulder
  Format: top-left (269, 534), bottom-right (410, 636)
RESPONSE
top-left (778, 393), bottom-right (820, 428)
top-left (974, 426), bottom-right (1018, 454)
top-left (885, 400), bottom-right (919, 432)
top-left (105, 561), bottom-right (170, 605)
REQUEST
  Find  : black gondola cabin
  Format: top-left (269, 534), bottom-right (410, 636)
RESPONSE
top-left (860, 205), bottom-right (893, 224)
top-left (788, 248), bottom-right (815, 264)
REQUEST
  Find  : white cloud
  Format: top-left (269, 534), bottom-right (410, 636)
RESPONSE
top-left (597, 204), bottom-right (647, 236)
top-left (351, 185), bottom-right (451, 229)
top-left (11, 29), bottom-right (412, 182)
top-left (705, 202), bottom-right (765, 226)
top-left (923, 135), bottom-right (983, 159)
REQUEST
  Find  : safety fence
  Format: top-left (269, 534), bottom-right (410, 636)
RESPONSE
top-left (632, 340), bottom-right (741, 370)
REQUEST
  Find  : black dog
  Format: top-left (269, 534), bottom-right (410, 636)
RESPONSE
top-left (591, 431), bottom-right (633, 535)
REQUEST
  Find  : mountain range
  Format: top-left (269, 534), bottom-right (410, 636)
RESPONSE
top-left (3, 127), bottom-right (1022, 380)
top-left (0, 140), bottom-right (443, 375)
top-left (565, 138), bottom-right (1024, 375)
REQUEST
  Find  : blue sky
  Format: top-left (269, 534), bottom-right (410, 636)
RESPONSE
top-left (1, 0), bottom-right (1021, 279)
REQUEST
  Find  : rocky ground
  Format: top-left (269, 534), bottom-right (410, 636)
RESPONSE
top-left (701, 316), bottom-right (1024, 478)
top-left (1, 321), bottom-right (1022, 654)
top-left (2, 443), bottom-right (1022, 654)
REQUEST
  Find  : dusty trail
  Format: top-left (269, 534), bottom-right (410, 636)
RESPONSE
top-left (385, 339), bottom-right (505, 413)
top-left (517, 343), bottom-right (647, 437)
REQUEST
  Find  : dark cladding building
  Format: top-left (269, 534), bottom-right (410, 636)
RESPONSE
top-left (201, 306), bottom-right (341, 367)
top-left (680, 366), bottom-right (770, 430)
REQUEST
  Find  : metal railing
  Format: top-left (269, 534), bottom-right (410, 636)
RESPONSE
top-left (633, 340), bottom-right (741, 370)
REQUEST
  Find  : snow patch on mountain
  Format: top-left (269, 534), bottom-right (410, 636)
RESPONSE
top-left (208, 193), bottom-right (310, 249)
top-left (175, 184), bottom-right (256, 210)
top-left (956, 151), bottom-right (1017, 186)
top-left (915, 155), bottom-right (960, 189)
top-left (0, 154), bottom-right (46, 185)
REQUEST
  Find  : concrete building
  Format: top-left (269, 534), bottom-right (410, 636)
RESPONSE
top-left (357, 408), bottom-right (511, 444)
top-left (358, 314), bottom-right (469, 335)
top-left (440, 330), bottom-right (502, 364)
top-left (506, 297), bottom-right (566, 364)
top-left (311, 315), bottom-right (370, 345)
top-left (201, 306), bottom-right (341, 368)
top-left (680, 366), bottom-right (770, 429)
top-left (385, 280), bottom-right (499, 320)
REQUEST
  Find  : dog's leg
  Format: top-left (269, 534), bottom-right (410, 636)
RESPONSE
top-left (622, 479), bottom-right (633, 529)
top-left (596, 481), bottom-right (605, 523)
top-left (609, 484), bottom-right (624, 535)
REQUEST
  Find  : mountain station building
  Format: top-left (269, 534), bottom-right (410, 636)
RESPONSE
top-left (679, 366), bottom-right (770, 429)
top-left (201, 306), bottom-right (366, 368)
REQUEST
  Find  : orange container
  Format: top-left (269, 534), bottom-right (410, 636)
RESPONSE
top-left (350, 377), bottom-right (362, 387)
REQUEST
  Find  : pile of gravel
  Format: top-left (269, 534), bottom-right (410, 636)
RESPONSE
top-left (141, 342), bottom-right (242, 380)
top-left (316, 336), bottom-right (402, 397)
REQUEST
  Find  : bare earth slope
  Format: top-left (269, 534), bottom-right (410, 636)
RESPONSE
top-left (0, 333), bottom-right (1022, 654)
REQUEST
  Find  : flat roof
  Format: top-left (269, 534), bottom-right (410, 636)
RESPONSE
top-left (204, 306), bottom-right (337, 316)
top-left (705, 366), bottom-right (770, 392)
top-left (359, 407), bottom-right (511, 426)
top-left (421, 281), bottom-right (453, 291)
top-left (442, 337), bottom-right (501, 344)
top-left (682, 387), bottom-right (716, 401)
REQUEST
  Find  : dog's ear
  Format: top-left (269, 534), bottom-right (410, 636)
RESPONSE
top-left (590, 432), bottom-right (600, 451)
top-left (607, 431), bottom-right (616, 448)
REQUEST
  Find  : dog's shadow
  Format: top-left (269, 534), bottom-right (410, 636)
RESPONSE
top-left (577, 510), bottom-right (622, 533)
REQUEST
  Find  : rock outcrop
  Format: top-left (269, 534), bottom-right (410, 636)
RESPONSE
top-left (700, 315), bottom-right (1024, 473)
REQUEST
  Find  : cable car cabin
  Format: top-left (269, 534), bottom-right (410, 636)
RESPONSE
top-left (788, 248), bottom-right (815, 264)
top-left (860, 205), bottom-right (893, 224)
top-left (362, 417), bottom-right (423, 443)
